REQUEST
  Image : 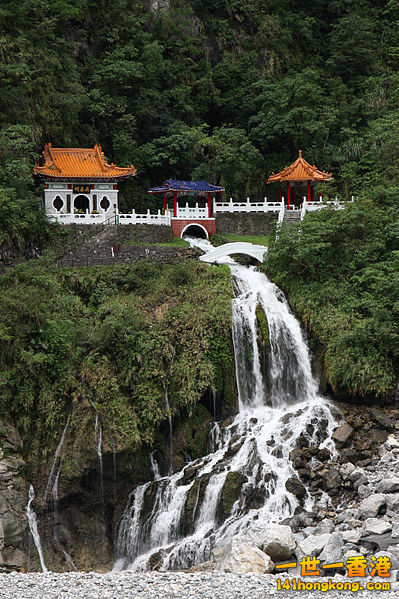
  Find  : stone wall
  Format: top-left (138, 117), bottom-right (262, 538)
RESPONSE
top-left (215, 213), bottom-right (278, 235)
top-left (57, 245), bottom-right (202, 268)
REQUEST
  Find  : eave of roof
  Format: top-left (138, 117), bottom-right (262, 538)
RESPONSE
top-left (267, 150), bottom-right (333, 183)
top-left (33, 143), bottom-right (137, 180)
top-left (148, 179), bottom-right (225, 193)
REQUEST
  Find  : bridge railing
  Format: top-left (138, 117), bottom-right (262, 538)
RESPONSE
top-left (175, 203), bottom-right (209, 219)
top-left (214, 198), bottom-right (281, 213)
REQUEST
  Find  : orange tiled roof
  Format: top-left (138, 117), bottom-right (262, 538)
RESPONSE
top-left (34, 144), bottom-right (137, 180)
top-left (267, 150), bottom-right (332, 183)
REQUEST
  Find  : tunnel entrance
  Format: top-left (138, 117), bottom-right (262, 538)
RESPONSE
top-left (181, 224), bottom-right (208, 239)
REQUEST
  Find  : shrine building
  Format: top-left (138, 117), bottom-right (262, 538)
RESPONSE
top-left (267, 150), bottom-right (332, 209)
top-left (148, 179), bottom-right (224, 238)
top-left (34, 144), bottom-right (137, 223)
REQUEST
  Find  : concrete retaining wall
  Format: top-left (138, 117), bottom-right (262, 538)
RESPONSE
top-left (215, 213), bottom-right (277, 235)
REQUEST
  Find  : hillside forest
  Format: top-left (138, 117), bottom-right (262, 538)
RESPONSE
top-left (0, 0), bottom-right (398, 454)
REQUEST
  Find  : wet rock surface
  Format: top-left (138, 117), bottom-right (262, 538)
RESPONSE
top-left (206, 405), bottom-right (399, 581)
top-left (0, 423), bottom-right (27, 573)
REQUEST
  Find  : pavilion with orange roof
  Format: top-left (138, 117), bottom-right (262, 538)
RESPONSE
top-left (34, 144), bottom-right (136, 223)
top-left (267, 150), bottom-right (333, 209)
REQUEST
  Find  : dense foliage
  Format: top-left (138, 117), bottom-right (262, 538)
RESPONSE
top-left (265, 192), bottom-right (399, 400)
top-left (0, 258), bottom-right (233, 466)
top-left (1, 0), bottom-right (399, 215)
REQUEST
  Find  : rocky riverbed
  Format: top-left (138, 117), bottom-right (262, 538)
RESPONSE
top-left (3, 399), bottom-right (399, 580)
top-left (1, 571), bottom-right (398, 599)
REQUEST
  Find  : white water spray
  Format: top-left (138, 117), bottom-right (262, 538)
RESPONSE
top-left (95, 414), bottom-right (104, 506)
top-left (44, 415), bottom-right (70, 502)
top-left (150, 452), bottom-right (161, 481)
top-left (114, 237), bottom-right (341, 571)
top-left (26, 485), bottom-right (48, 573)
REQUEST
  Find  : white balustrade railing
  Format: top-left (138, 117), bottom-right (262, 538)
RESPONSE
top-left (119, 209), bottom-right (171, 225)
top-left (48, 212), bottom-right (109, 224)
top-left (174, 203), bottom-right (209, 219)
top-left (48, 196), bottom-right (356, 226)
top-left (48, 209), bottom-right (171, 226)
top-left (277, 200), bottom-right (285, 225)
top-left (214, 197), bottom-right (281, 213)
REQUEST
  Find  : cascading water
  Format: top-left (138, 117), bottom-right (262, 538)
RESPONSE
top-left (44, 414), bottom-right (70, 502)
top-left (150, 451), bottom-right (161, 481)
top-left (114, 238), bottom-right (341, 572)
top-left (26, 485), bottom-right (48, 573)
top-left (95, 413), bottom-right (104, 506)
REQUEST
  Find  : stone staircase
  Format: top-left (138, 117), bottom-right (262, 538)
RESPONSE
top-left (282, 210), bottom-right (301, 226)
top-left (56, 224), bottom-right (200, 267)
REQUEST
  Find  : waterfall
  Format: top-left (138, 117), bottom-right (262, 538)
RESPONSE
top-left (26, 485), bottom-right (48, 573)
top-left (163, 348), bottom-right (176, 475)
top-left (113, 238), bottom-right (341, 571)
top-left (94, 414), bottom-right (104, 506)
top-left (44, 414), bottom-right (70, 502)
top-left (150, 452), bottom-right (161, 481)
top-left (164, 384), bottom-right (174, 475)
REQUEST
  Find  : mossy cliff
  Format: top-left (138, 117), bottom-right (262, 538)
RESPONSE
top-left (0, 257), bottom-right (237, 572)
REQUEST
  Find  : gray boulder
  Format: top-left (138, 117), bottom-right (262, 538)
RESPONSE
top-left (364, 518), bottom-right (392, 535)
top-left (385, 436), bottom-right (399, 450)
top-left (318, 532), bottom-right (344, 566)
top-left (358, 485), bottom-right (371, 499)
top-left (332, 424), bottom-right (354, 444)
top-left (359, 494), bottom-right (386, 519)
top-left (378, 478), bottom-right (399, 494)
top-left (216, 536), bottom-right (274, 574)
top-left (340, 463), bottom-right (355, 480)
top-left (349, 469), bottom-right (368, 489)
top-left (244, 524), bottom-right (296, 562)
top-left (322, 468), bottom-right (342, 492)
top-left (385, 493), bottom-right (399, 512)
top-left (341, 529), bottom-right (362, 543)
top-left (298, 533), bottom-right (332, 558)
top-left (261, 525), bottom-right (296, 562)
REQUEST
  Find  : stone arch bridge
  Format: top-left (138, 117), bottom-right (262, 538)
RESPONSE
top-left (199, 242), bottom-right (267, 264)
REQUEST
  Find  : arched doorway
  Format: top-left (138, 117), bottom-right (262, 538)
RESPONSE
top-left (181, 223), bottom-right (209, 239)
top-left (74, 195), bottom-right (90, 212)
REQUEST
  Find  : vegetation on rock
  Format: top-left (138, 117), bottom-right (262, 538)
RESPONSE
top-left (0, 258), bottom-right (233, 473)
top-left (265, 193), bottom-right (399, 400)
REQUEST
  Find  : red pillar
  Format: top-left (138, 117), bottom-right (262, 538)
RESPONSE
top-left (173, 192), bottom-right (177, 217)
top-left (279, 185), bottom-right (282, 202)
top-left (307, 180), bottom-right (311, 203)
top-left (163, 193), bottom-right (166, 213)
top-left (207, 192), bottom-right (211, 217)
top-left (287, 183), bottom-right (291, 209)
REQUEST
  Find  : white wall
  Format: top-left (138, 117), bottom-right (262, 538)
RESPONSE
top-left (44, 182), bottom-right (119, 222)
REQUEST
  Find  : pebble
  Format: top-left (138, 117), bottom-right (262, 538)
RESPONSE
top-left (0, 571), bottom-right (398, 599)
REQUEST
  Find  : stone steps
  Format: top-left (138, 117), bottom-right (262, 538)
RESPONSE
top-left (282, 211), bottom-right (301, 227)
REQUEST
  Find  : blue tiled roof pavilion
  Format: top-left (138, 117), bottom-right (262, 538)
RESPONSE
top-left (148, 179), bottom-right (224, 194)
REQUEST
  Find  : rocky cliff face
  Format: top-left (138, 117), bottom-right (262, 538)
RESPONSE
top-left (0, 423), bottom-right (28, 572)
